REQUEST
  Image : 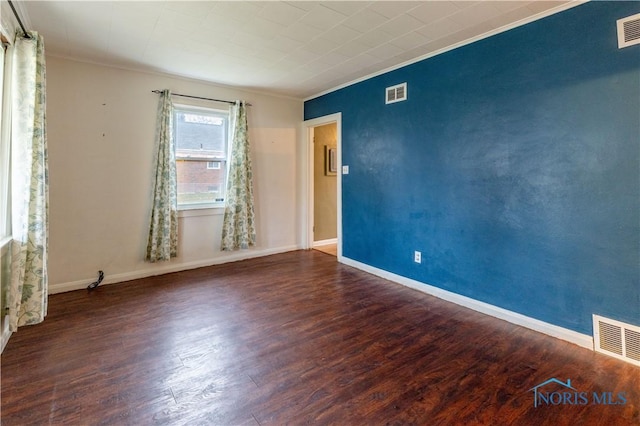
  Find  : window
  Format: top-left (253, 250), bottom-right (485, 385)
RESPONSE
top-left (0, 41), bottom-right (10, 239)
top-left (0, 36), bottom-right (11, 337)
top-left (174, 105), bottom-right (229, 208)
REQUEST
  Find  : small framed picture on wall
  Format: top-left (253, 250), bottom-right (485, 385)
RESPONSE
top-left (325, 146), bottom-right (337, 176)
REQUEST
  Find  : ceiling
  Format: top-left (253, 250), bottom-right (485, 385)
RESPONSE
top-left (21, 1), bottom-right (576, 99)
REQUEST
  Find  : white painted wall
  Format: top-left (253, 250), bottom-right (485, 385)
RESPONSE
top-left (46, 56), bottom-right (302, 292)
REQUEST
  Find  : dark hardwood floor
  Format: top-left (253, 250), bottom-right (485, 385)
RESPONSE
top-left (2, 250), bottom-right (638, 425)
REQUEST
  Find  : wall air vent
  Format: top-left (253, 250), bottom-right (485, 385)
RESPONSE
top-left (386, 83), bottom-right (407, 104)
top-left (617, 13), bottom-right (640, 48)
top-left (593, 315), bottom-right (640, 366)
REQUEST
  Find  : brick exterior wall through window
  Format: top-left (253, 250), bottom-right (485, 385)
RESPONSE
top-left (176, 160), bottom-right (224, 198)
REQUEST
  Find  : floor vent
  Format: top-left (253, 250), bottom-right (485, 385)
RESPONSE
top-left (593, 315), bottom-right (640, 366)
top-left (617, 13), bottom-right (640, 48)
top-left (386, 83), bottom-right (407, 104)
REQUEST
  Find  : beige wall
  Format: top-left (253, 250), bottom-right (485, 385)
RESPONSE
top-left (313, 123), bottom-right (337, 242)
top-left (46, 56), bottom-right (303, 291)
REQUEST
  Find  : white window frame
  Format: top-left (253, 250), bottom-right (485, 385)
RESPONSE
top-left (173, 104), bottom-right (229, 211)
top-left (0, 29), bottom-right (13, 352)
top-left (0, 40), bottom-right (11, 241)
top-left (206, 161), bottom-right (221, 170)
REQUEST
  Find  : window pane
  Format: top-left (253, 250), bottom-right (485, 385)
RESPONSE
top-left (175, 110), bottom-right (227, 158)
top-left (176, 160), bottom-right (226, 205)
top-left (174, 107), bottom-right (228, 207)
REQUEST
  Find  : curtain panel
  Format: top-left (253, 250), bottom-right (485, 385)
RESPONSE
top-left (146, 90), bottom-right (178, 262)
top-left (221, 101), bottom-right (256, 251)
top-left (9, 32), bottom-right (48, 331)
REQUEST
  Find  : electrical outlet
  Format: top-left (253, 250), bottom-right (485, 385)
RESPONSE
top-left (414, 251), bottom-right (421, 264)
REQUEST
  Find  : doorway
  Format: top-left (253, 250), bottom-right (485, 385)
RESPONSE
top-left (303, 113), bottom-right (342, 259)
top-left (312, 123), bottom-right (337, 256)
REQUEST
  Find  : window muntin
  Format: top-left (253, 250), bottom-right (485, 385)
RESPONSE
top-left (174, 106), bottom-right (229, 208)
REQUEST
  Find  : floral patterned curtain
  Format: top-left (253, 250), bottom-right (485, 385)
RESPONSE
top-left (145, 90), bottom-right (178, 262)
top-left (9, 32), bottom-right (48, 331)
top-left (221, 101), bottom-right (256, 251)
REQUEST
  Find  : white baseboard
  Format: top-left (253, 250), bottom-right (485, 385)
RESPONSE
top-left (340, 257), bottom-right (594, 350)
top-left (313, 238), bottom-right (337, 247)
top-left (49, 245), bottom-right (301, 294)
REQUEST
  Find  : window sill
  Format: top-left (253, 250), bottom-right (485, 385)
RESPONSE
top-left (178, 206), bottom-right (225, 218)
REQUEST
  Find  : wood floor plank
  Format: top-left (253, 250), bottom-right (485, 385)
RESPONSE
top-left (2, 250), bottom-right (638, 425)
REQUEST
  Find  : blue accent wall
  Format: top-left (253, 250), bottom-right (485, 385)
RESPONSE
top-left (304, 2), bottom-right (640, 335)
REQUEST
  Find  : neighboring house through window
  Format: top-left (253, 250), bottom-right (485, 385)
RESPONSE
top-left (174, 105), bottom-right (229, 209)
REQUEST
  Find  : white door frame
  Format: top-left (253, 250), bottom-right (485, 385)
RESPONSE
top-left (301, 113), bottom-right (342, 260)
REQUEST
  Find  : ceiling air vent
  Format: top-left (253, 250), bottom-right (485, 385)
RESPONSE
top-left (617, 13), bottom-right (640, 48)
top-left (593, 315), bottom-right (640, 366)
top-left (386, 83), bottom-right (407, 104)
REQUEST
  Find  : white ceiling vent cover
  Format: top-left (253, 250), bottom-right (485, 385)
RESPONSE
top-left (593, 315), bottom-right (640, 366)
top-left (617, 13), bottom-right (640, 48)
top-left (386, 83), bottom-right (407, 104)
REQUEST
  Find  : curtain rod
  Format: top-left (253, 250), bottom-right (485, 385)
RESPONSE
top-left (7, 0), bottom-right (31, 39)
top-left (151, 90), bottom-right (252, 107)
